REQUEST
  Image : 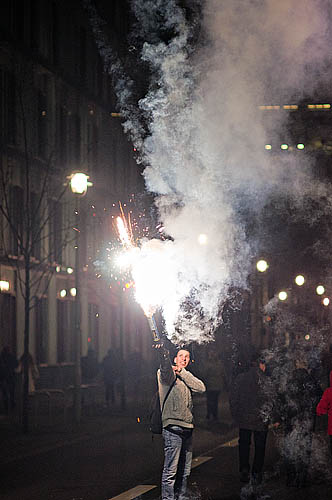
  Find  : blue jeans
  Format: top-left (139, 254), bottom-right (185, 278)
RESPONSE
top-left (162, 425), bottom-right (193, 500)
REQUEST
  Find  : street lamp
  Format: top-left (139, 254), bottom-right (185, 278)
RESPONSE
top-left (69, 172), bottom-right (92, 426)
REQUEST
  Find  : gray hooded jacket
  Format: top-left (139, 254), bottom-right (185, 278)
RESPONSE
top-left (157, 352), bottom-right (206, 429)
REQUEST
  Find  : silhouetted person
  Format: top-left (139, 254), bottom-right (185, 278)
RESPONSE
top-left (282, 362), bottom-right (321, 488)
top-left (102, 348), bottom-right (117, 406)
top-left (0, 346), bottom-right (18, 413)
top-left (201, 350), bottom-right (224, 421)
top-left (17, 352), bottom-right (39, 393)
top-left (230, 352), bottom-right (274, 485)
top-left (316, 370), bottom-right (332, 458)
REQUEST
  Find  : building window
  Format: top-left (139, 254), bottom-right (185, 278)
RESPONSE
top-left (35, 297), bottom-right (48, 364)
top-left (0, 69), bottom-right (16, 146)
top-left (79, 27), bottom-right (87, 82)
top-left (31, 191), bottom-right (41, 260)
top-left (88, 303), bottom-right (99, 355)
top-left (49, 199), bottom-right (63, 265)
top-left (59, 106), bottom-right (68, 166)
top-left (37, 90), bottom-right (48, 158)
top-left (9, 185), bottom-right (24, 256)
top-left (0, 293), bottom-right (16, 355)
top-left (57, 299), bottom-right (75, 363)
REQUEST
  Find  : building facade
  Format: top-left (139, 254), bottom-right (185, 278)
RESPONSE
top-left (0, 0), bottom-right (154, 372)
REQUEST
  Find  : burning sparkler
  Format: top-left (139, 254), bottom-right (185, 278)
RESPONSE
top-left (115, 209), bottom-right (162, 342)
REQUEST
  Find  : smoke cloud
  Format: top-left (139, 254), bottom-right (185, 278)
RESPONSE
top-left (87, 0), bottom-right (331, 343)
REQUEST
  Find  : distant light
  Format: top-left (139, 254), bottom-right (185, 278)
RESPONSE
top-left (264, 144), bottom-right (272, 150)
top-left (70, 287), bottom-right (77, 297)
top-left (60, 289), bottom-right (67, 298)
top-left (280, 144), bottom-right (289, 150)
top-left (56, 265), bottom-right (61, 273)
top-left (283, 104), bottom-right (298, 110)
top-left (297, 143), bottom-right (305, 150)
top-left (67, 267), bottom-right (74, 274)
top-left (295, 275), bottom-right (305, 286)
top-left (198, 234), bottom-right (208, 245)
top-left (278, 291), bottom-right (288, 301)
top-left (88, 337), bottom-right (91, 343)
top-left (316, 285), bottom-right (325, 296)
top-left (256, 260), bottom-right (268, 272)
top-left (323, 297), bottom-right (330, 306)
top-left (0, 280), bottom-right (10, 292)
top-left (69, 172), bottom-right (92, 195)
top-left (304, 334), bottom-right (310, 341)
top-left (307, 104), bottom-right (331, 110)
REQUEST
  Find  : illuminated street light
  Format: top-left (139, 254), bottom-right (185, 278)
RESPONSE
top-left (67, 267), bottom-right (74, 274)
top-left (60, 289), bottom-right (67, 298)
top-left (280, 144), bottom-right (289, 150)
top-left (69, 172), bottom-right (92, 195)
top-left (316, 285), bottom-right (325, 296)
top-left (304, 334), bottom-right (310, 341)
top-left (278, 291), bottom-right (288, 301)
top-left (297, 143), bottom-right (305, 150)
top-left (70, 287), bottom-right (77, 297)
top-left (256, 260), bottom-right (268, 272)
top-left (264, 144), bottom-right (272, 150)
top-left (0, 280), bottom-right (10, 292)
top-left (295, 275), bottom-right (305, 286)
top-left (323, 297), bottom-right (330, 306)
top-left (69, 171), bottom-right (92, 426)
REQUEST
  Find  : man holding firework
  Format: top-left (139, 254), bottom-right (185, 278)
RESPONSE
top-left (157, 345), bottom-right (206, 500)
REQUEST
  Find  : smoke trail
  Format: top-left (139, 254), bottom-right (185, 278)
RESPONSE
top-left (86, 0), bottom-right (331, 342)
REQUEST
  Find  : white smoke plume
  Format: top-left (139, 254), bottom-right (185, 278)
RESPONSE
top-left (87, 0), bottom-right (331, 342)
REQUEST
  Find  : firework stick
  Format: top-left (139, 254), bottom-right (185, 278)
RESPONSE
top-left (147, 315), bottom-right (160, 342)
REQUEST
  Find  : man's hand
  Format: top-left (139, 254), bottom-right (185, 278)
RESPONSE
top-left (172, 365), bottom-right (181, 374)
top-left (152, 342), bottom-right (164, 349)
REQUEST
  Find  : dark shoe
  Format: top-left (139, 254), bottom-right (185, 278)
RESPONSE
top-left (240, 471), bottom-right (250, 483)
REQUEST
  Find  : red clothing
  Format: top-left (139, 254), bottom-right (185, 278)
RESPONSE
top-left (316, 371), bottom-right (332, 435)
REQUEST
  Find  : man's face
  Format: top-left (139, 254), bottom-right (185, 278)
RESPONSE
top-left (174, 350), bottom-right (190, 370)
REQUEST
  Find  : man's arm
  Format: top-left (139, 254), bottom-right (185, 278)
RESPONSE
top-left (178, 368), bottom-right (206, 393)
top-left (159, 348), bottom-right (176, 386)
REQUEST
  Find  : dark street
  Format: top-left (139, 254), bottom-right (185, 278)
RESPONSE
top-left (1, 395), bottom-right (331, 500)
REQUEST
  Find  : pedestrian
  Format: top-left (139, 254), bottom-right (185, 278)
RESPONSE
top-left (230, 352), bottom-right (275, 485)
top-left (316, 369), bottom-right (332, 458)
top-left (281, 360), bottom-right (321, 488)
top-left (0, 346), bottom-right (18, 413)
top-left (17, 352), bottom-right (39, 393)
top-left (201, 349), bottom-right (224, 422)
top-left (102, 348), bottom-right (117, 406)
top-left (157, 346), bottom-right (206, 500)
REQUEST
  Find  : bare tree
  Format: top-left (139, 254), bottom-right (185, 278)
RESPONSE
top-left (0, 60), bottom-right (74, 433)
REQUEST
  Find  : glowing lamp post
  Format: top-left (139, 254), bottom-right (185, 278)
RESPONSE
top-left (256, 260), bottom-right (268, 273)
top-left (69, 172), bottom-right (92, 426)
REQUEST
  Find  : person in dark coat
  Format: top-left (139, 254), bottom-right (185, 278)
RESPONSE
top-left (281, 363), bottom-right (322, 488)
top-left (0, 346), bottom-right (18, 413)
top-left (230, 352), bottom-right (273, 485)
top-left (316, 370), bottom-right (332, 457)
top-left (102, 349), bottom-right (117, 406)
